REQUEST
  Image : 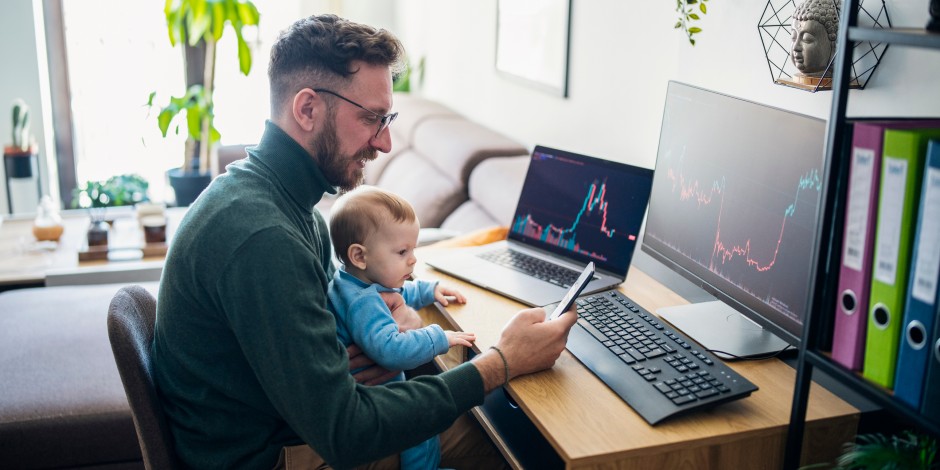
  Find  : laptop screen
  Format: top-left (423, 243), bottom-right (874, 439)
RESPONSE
top-left (508, 145), bottom-right (654, 276)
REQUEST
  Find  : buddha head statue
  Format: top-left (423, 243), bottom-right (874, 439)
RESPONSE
top-left (790, 0), bottom-right (840, 76)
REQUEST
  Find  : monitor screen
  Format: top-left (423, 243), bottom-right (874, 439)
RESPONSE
top-left (509, 146), bottom-right (654, 277)
top-left (641, 81), bottom-right (827, 344)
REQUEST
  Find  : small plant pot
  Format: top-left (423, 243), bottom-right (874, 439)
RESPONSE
top-left (3, 147), bottom-right (36, 178)
top-left (167, 168), bottom-right (212, 207)
top-left (87, 220), bottom-right (110, 247)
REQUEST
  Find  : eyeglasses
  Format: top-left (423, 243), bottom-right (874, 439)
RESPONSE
top-left (313, 88), bottom-right (398, 139)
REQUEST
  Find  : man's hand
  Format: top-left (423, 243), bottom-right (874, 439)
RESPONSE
top-left (347, 344), bottom-right (400, 385)
top-left (472, 304), bottom-right (578, 393)
top-left (379, 291), bottom-right (422, 332)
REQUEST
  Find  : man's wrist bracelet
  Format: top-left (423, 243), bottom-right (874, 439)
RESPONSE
top-left (489, 346), bottom-right (510, 387)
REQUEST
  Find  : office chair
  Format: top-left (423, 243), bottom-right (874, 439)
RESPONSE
top-left (107, 285), bottom-right (179, 470)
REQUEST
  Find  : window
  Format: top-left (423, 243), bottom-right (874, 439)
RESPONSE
top-left (46, 0), bottom-right (301, 205)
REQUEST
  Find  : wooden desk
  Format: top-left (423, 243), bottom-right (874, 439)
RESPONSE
top-left (414, 233), bottom-right (858, 469)
top-left (0, 207), bottom-right (185, 288)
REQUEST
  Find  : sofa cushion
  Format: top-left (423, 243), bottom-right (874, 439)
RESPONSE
top-left (374, 150), bottom-right (465, 228)
top-left (377, 117), bottom-right (526, 228)
top-left (406, 117), bottom-right (526, 187)
top-left (366, 94), bottom-right (458, 185)
top-left (441, 155), bottom-right (530, 233)
top-left (0, 283), bottom-right (157, 468)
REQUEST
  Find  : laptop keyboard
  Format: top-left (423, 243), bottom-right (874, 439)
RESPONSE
top-left (478, 248), bottom-right (582, 287)
top-left (566, 290), bottom-right (758, 424)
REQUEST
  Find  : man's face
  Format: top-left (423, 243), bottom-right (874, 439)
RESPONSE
top-left (791, 19), bottom-right (833, 75)
top-left (311, 62), bottom-right (394, 192)
top-left (310, 109), bottom-right (374, 192)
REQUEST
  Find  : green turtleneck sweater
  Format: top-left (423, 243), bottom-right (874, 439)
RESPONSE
top-left (153, 121), bottom-right (484, 469)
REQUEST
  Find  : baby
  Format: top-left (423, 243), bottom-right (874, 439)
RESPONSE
top-left (327, 185), bottom-right (474, 470)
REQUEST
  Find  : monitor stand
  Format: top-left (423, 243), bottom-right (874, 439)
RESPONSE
top-left (656, 301), bottom-right (790, 358)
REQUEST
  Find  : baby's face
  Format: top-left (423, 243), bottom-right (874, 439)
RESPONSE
top-left (361, 219), bottom-right (420, 289)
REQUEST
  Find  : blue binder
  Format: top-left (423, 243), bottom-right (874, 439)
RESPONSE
top-left (896, 140), bottom-right (940, 408)
top-left (921, 299), bottom-right (940, 421)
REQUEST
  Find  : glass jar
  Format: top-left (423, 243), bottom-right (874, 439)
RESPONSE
top-left (32, 195), bottom-right (64, 242)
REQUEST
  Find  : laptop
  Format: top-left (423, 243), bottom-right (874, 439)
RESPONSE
top-left (426, 145), bottom-right (654, 307)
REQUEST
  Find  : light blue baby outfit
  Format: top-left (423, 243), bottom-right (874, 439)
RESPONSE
top-left (328, 267), bottom-right (449, 470)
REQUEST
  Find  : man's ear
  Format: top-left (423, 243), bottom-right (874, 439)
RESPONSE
top-left (347, 244), bottom-right (368, 270)
top-left (291, 88), bottom-right (320, 132)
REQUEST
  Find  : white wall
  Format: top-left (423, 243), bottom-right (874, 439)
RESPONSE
top-left (0, 0), bottom-right (54, 215)
top-left (3, 0), bottom-right (937, 216)
top-left (395, 0), bottom-right (940, 169)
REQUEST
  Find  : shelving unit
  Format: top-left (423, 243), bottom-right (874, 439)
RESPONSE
top-left (784, 3), bottom-right (940, 469)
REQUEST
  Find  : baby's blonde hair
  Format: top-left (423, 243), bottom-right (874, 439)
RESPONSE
top-left (329, 186), bottom-right (417, 265)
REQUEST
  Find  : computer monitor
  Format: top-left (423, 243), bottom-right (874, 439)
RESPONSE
top-left (641, 81), bottom-right (827, 357)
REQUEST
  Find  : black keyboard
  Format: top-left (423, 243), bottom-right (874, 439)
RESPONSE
top-left (565, 290), bottom-right (758, 424)
top-left (478, 248), bottom-right (582, 287)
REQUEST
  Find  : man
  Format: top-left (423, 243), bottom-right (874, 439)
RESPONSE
top-left (152, 14), bottom-right (577, 469)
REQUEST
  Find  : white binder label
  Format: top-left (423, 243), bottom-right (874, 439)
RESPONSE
top-left (874, 157), bottom-right (908, 285)
top-left (843, 147), bottom-right (876, 272)
top-left (911, 167), bottom-right (940, 303)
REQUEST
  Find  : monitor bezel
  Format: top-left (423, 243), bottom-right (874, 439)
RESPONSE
top-left (640, 81), bottom-right (827, 347)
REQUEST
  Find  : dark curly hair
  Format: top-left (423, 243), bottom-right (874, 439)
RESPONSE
top-left (268, 14), bottom-right (405, 117)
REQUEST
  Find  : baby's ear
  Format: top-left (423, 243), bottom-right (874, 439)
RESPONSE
top-left (347, 244), bottom-right (367, 270)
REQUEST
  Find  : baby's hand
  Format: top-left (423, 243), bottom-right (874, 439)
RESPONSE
top-left (445, 330), bottom-right (476, 348)
top-left (435, 284), bottom-right (467, 306)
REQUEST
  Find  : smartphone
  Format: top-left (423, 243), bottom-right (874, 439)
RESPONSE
top-left (548, 262), bottom-right (595, 320)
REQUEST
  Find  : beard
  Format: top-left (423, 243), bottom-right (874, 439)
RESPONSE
top-left (311, 115), bottom-right (376, 193)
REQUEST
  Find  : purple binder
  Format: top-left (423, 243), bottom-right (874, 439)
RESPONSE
top-left (832, 120), bottom-right (940, 370)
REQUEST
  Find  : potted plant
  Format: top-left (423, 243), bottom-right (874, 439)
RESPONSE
top-left (71, 173), bottom-right (151, 247)
top-left (802, 430), bottom-right (939, 470)
top-left (3, 99), bottom-right (40, 212)
top-left (148, 0), bottom-right (259, 206)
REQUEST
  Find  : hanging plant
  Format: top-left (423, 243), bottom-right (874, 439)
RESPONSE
top-left (675, 0), bottom-right (710, 46)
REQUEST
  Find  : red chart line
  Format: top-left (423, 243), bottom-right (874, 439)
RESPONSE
top-left (666, 168), bottom-right (820, 273)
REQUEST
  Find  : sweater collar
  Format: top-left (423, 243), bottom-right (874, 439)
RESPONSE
top-left (249, 120), bottom-right (337, 209)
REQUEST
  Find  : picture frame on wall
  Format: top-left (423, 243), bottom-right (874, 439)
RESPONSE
top-left (495, 0), bottom-right (572, 98)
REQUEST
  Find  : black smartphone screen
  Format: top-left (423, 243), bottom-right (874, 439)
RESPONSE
top-left (549, 262), bottom-right (595, 320)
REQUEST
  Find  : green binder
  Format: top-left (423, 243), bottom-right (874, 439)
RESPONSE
top-left (863, 127), bottom-right (940, 389)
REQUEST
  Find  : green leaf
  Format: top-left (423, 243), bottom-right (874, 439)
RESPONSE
top-left (223, 0), bottom-right (238, 26)
top-left (686, 0), bottom-right (698, 3)
top-left (211, 2), bottom-right (225, 40)
top-left (236, 1), bottom-right (260, 25)
top-left (146, 91), bottom-right (157, 107)
top-left (236, 30), bottom-right (252, 75)
top-left (186, 106), bottom-right (202, 139)
top-left (188, 10), bottom-right (211, 43)
top-left (689, 13), bottom-right (700, 20)
top-left (393, 65), bottom-right (411, 92)
top-left (157, 108), bottom-right (175, 137)
top-left (689, 27), bottom-right (702, 33)
top-left (690, 38), bottom-right (696, 45)
top-left (700, 3), bottom-right (707, 13)
top-left (674, 21), bottom-right (682, 28)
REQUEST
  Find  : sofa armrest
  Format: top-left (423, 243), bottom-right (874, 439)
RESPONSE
top-left (440, 155), bottom-right (530, 233)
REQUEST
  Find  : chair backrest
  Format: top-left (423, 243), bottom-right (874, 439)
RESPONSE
top-left (107, 285), bottom-right (178, 470)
